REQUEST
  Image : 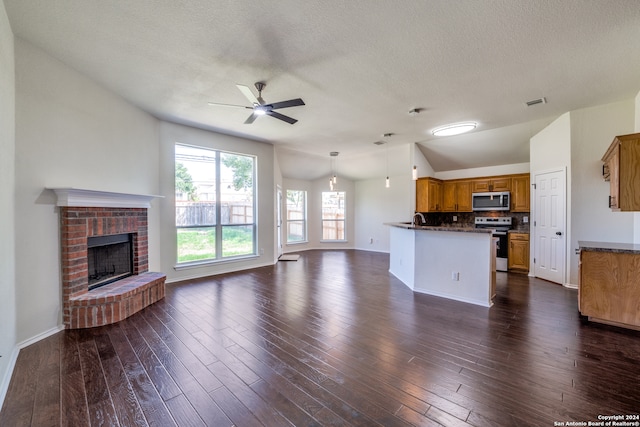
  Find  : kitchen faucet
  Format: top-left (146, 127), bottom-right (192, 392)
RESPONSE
top-left (413, 212), bottom-right (426, 226)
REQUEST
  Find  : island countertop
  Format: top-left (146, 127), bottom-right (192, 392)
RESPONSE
top-left (385, 222), bottom-right (493, 234)
top-left (578, 240), bottom-right (640, 254)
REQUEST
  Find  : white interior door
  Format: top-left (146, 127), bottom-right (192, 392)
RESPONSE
top-left (277, 187), bottom-right (283, 258)
top-left (533, 169), bottom-right (566, 284)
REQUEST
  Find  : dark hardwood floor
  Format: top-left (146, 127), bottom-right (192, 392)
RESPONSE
top-left (2, 249), bottom-right (640, 426)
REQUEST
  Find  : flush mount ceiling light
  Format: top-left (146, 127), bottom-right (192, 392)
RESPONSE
top-left (432, 122), bottom-right (477, 137)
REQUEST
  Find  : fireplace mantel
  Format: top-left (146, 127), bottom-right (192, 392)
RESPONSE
top-left (49, 187), bottom-right (163, 208)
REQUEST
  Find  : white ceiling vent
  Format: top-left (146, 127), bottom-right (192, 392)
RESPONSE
top-left (525, 97), bottom-right (547, 107)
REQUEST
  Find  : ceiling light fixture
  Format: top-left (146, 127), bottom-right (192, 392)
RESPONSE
top-left (329, 151), bottom-right (339, 190)
top-left (432, 122), bottom-right (477, 137)
top-left (412, 165), bottom-right (418, 180)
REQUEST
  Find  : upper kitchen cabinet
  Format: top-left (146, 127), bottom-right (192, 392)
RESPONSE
top-left (510, 174), bottom-right (530, 212)
top-left (602, 133), bottom-right (640, 211)
top-left (442, 180), bottom-right (472, 212)
top-left (472, 176), bottom-right (511, 192)
top-left (416, 177), bottom-right (442, 212)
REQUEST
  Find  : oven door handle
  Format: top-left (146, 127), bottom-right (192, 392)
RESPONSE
top-left (492, 231), bottom-right (507, 236)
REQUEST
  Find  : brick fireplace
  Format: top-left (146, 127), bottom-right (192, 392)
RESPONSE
top-left (53, 188), bottom-right (165, 329)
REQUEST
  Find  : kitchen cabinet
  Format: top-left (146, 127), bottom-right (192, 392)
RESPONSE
top-left (510, 174), bottom-right (530, 212)
top-left (472, 176), bottom-right (511, 193)
top-left (602, 133), bottom-right (640, 211)
top-left (416, 177), bottom-right (442, 212)
top-left (442, 180), bottom-right (472, 212)
top-left (579, 243), bottom-right (640, 329)
top-left (508, 232), bottom-right (529, 272)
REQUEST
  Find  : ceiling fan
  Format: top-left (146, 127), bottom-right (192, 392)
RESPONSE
top-left (208, 82), bottom-right (305, 125)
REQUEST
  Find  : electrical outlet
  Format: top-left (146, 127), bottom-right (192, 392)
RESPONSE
top-left (370, 237), bottom-right (374, 244)
top-left (523, 216), bottom-right (529, 223)
top-left (453, 215), bottom-right (458, 222)
top-left (451, 271), bottom-right (459, 281)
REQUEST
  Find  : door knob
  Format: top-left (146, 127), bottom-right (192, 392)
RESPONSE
top-left (556, 231), bottom-right (562, 236)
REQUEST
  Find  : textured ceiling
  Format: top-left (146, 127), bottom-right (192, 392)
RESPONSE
top-left (5, 0), bottom-right (640, 180)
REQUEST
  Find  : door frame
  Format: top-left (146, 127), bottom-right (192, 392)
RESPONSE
top-left (276, 185), bottom-right (283, 259)
top-left (530, 167), bottom-right (568, 286)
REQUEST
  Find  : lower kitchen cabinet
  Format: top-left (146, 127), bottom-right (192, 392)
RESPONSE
top-left (579, 244), bottom-right (640, 330)
top-left (508, 232), bottom-right (529, 272)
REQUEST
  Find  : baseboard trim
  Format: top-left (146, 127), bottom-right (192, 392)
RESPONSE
top-left (0, 345), bottom-right (19, 410)
top-left (0, 325), bottom-right (64, 409)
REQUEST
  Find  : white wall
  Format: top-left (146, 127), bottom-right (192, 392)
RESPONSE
top-left (0, 0), bottom-right (17, 404)
top-left (14, 39), bottom-right (161, 341)
top-left (435, 162), bottom-right (530, 180)
top-left (354, 174), bottom-right (412, 252)
top-left (635, 90), bottom-right (640, 243)
top-left (569, 100), bottom-right (635, 283)
top-left (158, 122), bottom-right (276, 282)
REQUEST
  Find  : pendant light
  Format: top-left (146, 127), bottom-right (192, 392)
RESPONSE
top-left (329, 151), bottom-right (339, 190)
top-left (412, 165), bottom-right (418, 180)
top-left (385, 142), bottom-right (390, 188)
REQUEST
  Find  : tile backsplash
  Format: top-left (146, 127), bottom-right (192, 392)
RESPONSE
top-left (422, 211), bottom-right (530, 232)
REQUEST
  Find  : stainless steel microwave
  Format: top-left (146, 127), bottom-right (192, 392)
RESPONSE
top-left (472, 191), bottom-right (510, 211)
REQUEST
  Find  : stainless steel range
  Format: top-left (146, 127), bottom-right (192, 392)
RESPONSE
top-left (475, 217), bottom-right (512, 272)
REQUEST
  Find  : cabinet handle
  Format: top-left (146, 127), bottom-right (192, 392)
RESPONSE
top-left (608, 196), bottom-right (612, 208)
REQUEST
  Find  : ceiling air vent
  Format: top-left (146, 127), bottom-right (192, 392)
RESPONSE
top-left (525, 97), bottom-right (547, 107)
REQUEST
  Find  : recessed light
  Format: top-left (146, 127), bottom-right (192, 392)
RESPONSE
top-left (432, 122), bottom-right (477, 137)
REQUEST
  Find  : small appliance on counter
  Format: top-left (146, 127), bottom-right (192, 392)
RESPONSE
top-left (475, 217), bottom-right (512, 271)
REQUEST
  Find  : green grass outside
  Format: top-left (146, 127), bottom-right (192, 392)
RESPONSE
top-left (177, 227), bottom-right (254, 263)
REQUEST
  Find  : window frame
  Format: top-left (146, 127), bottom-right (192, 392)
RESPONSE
top-left (175, 143), bottom-right (257, 267)
top-left (285, 189), bottom-right (307, 244)
top-left (320, 191), bottom-right (347, 242)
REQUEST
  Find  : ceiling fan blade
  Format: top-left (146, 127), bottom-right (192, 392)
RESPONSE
top-left (207, 102), bottom-right (253, 109)
top-left (267, 98), bottom-right (305, 110)
top-left (236, 84), bottom-right (260, 105)
top-left (267, 110), bottom-right (298, 125)
top-left (244, 113), bottom-right (259, 124)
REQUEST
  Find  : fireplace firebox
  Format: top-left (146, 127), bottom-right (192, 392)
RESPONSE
top-left (87, 233), bottom-right (133, 290)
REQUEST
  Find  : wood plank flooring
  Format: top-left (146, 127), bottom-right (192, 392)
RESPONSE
top-left (2, 249), bottom-right (640, 426)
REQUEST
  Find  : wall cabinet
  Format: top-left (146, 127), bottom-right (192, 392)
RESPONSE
top-left (580, 248), bottom-right (640, 329)
top-left (416, 173), bottom-right (530, 213)
top-left (508, 232), bottom-right (529, 272)
top-left (602, 133), bottom-right (640, 211)
top-left (442, 180), bottom-right (472, 212)
top-left (472, 177), bottom-right (510, 193)
top-left (510, 174), bottom-right (530, 212)
top-left (416, 177), bottom-right (442, 212)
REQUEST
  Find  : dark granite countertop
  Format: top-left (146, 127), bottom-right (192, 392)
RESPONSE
top-left (385, 222), bottom-right (493, 234)
top-left (578, 241), bottom-right (640, 254)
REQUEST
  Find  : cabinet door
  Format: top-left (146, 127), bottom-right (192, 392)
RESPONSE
top-left (608, 146), bottom-right (619, 209)
top-left (442, 181), bottom-right (457, 211)
top-left (511, 175), bottom-right (530, 212)
top-left (457, 181), bottom-right (472, 212)
top-left (416, 178), bottom-right (429, 212)
top-left (428, 180), bottom-right (442, 211)
top-left (472, 179), bottom-right (490, 192)
top-left (491, 177), bottom-right (511, 192)
top-left (416, 178), bottom-right (441, 212)
top-left (508, 233), bottom-right (529, 271)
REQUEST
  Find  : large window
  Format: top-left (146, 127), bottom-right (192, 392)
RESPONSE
top-left (175, 144), bottom-right (256, 264)
top-left (321, 191), bottom-right (346, 241)
top-left (286, 190), bottom-right (307, 243)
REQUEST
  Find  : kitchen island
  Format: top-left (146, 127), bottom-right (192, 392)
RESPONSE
top-left (386, 222), bottom-right (496, 307)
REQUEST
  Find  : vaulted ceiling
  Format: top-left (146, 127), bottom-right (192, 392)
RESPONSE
top-left (5, 0), bottom-right (640, 180)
